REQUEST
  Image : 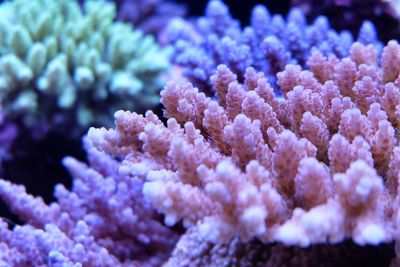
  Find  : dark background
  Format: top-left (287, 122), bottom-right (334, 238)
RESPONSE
top-left (178, 0), bottom-right (399, 42)
top-left (176, 0), bottom-right (291, 21)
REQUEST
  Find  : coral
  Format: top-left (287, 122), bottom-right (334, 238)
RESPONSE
top-left (167, 0), bottom-right (381, 92)
top-left (112, 0), bottom-right (186, 40)
top-left (165, 225), bottom-right (394, 267)
top-left (85, 41), bottom-right (400, 257)
top-left (0, 107), bottom-right (18, 172)
top-left (0, 0), bottom-right (171, 138)
top-left (0, 138), bottom-right (178, 266)
top-left (78, 0), bottom-right (187, 39)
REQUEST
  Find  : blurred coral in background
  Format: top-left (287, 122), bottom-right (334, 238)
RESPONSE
top-left (0, 0), bottom-right (172, 182)
top-left (78, 0), bottom-right (187, 40)
top-left (0, 108), bottom-right (17, 172)
top-left (112, 0), bottom-right (186, 40)
top-left (292, 0), bottom-right (400, 42)
top-left (0, 0), bottom-right (171, 139)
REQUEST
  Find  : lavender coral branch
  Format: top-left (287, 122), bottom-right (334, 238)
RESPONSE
top-left (0, 138), bottom-right (178, 266)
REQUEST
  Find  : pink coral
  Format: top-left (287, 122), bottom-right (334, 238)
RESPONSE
top-left (86, 42), bottom-right (400, 257)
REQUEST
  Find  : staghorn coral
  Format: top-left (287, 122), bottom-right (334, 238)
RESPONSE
top-left (0, 138), bottom-right (178, 266)
top-left (86, 41), bottom-right (400, 260)
top-left (0, 0), bottom-right (171, 138)
top-left (167, 0), bottom-right (381, 92)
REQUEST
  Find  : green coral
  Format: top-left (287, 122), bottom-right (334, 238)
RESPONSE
top-left (0, 0), bottom-right (171, 136)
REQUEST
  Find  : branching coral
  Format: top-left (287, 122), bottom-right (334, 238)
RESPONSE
top-left (0, 0), bottom-right (171, 137)
top-left (168, 0), bottom-right (381, 91)
top-left (0, 138), bottom-right (178, 266)
top-left (86, 41), bottom-right (400, 258)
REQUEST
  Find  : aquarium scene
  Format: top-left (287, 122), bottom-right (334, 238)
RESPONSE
top-left (1, 0), bottom-right (400, 266)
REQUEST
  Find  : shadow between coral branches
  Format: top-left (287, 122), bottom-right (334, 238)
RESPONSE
top-left (0, 128), bottom-right (86, 225)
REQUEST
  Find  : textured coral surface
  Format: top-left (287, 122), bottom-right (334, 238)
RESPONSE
top-left (90, 41), bottom-right (400, 248)
top-left (34, 40), bottom-right (398, 265)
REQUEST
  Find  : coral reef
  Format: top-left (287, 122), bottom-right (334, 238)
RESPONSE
top-left (168, 0), bottom-right (381, 91)
top-left (0, 0), bottom-right (171, 138)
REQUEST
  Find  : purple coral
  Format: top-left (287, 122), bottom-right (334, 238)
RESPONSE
top-left (111, 0), bottom-right (186, 39)
top-left (0, 108), bottom-right (18, 173)
top-left (0, 138), bottom-right (178, 266)
top-left (168, 0), bottom-right (382, 92)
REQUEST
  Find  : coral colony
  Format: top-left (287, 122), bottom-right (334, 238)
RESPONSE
top-left (1, 0), bottom-right (400, 266)
top-left (0, 0), bottom-right (170, 138)
top-left (0, 0), bottom-right (171, 172)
